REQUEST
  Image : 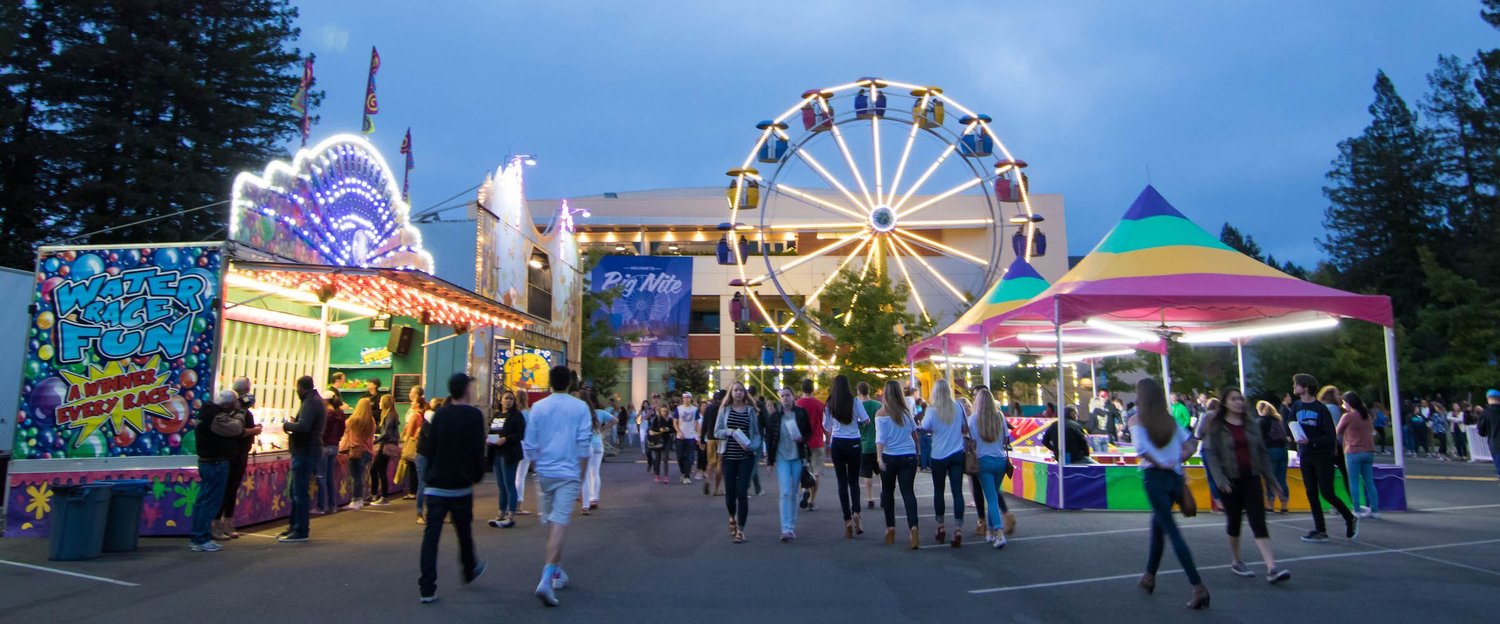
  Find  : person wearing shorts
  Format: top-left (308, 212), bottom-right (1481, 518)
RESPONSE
top-left (522, 366), bottom-right (594, 608)
top-left (796, 379), bottom-right (826, 510)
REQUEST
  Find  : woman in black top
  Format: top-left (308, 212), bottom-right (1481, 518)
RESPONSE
top-left (370, 394), bottom-right (401, 505)
top-left (488, 391), bottom-right (525, 528)
top-left (648, 405), bottom-right (676, 483)
top-left (715, 382), bottom-right (763, 543)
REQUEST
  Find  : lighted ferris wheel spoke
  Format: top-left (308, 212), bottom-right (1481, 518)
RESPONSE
top-left (894, 177), bottom-right (984, 220)
top-left (766, 182), bottom-right (868, 221)
top-left (898, 218), bottom-right (995, 228)
top-left (793, 234), bottom-right (875, 329)
top-left (890, 121), bottom-right (978, 212)
top-left (871, 99), bottom-right (885, 205)
top-left (815, 98), bottom-right (875, 209)
top-left (745, 230), bottom-right (869, 286)
top-left (840, 236), bottom-right (884, 326)
top-left (891, 228), bottom-right (989, 266)
top-left (886, 93), bottom-right (930, 207)
top-left (890, 234), bottom-right (971, 305)
top-left (793, 145), bottom-right (868, 213)
top-left (886, 239), bottom-right (932, 325)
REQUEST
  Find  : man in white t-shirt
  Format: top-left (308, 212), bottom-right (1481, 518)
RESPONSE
top-left (522, 366), bottom-right (593, 607)
top-left (675, 393), bottom-right (701, 485)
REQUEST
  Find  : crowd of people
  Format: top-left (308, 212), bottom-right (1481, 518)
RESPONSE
top-left (180, 361), bottom-right (1500, 611)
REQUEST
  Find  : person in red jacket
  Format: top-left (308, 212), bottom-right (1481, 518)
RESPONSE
top-left (796, 378), bottom-right (826, 511)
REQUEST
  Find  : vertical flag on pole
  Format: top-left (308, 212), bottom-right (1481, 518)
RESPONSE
top-left (290, 56), bottom-right (315, 146)
top-left (399, 128), bottom-right (414, 202)
top-left (361, 46), bottom-right (381, 134)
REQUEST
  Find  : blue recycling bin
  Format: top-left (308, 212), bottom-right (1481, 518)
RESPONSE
top-left (47, 483), bottom-right (112, 561)
top-left (96, 479), bottom-right (150, 553)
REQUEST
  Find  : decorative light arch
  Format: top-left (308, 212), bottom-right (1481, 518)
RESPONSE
top-left (229, 133), bottom-right (435, 273)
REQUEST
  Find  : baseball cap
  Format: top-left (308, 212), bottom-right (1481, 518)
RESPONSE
top-left (1487, 389), bottom-right (1500, 399)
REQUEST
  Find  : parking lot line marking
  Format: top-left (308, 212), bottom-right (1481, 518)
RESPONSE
top-left (968, 538), bottom-right (1500, 594)
top-left (1356, 537), bottom-right (1500, 577)
top-left (0, 559), bottom-right (139, 587)
top-left (921, 522), bottom-right (1225, 548)
top-left (1406, 476), bottom-right (1494, 481)
top-left (1420, 503), bottom-right (1500, 512)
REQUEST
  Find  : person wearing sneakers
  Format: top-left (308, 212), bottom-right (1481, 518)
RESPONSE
top-left (1289, 374), bottom-right (1358, 543)
top-left (416, 373), bottom-right (488, 604)
top-left (675, 392), bottom-right (701, 485)
top-left (796, 379), bottom-right (826, 511)
top-left (188, 390), bottom-right (245, 552)
top-left (1203, 388), bottom-right (1290, 584)
top-left (875, 380), bottom-right (922, 550)
top-left (857, 382), bottom-right (881, 512)
top-left (279, 376), bottom-right (325, 543)
top-left (1337, 391), bottom-right (1379, 520)
top-left (969, 388), bottom-right (1012, 549)
top-left (522, 366), bottom-right (594, 607)
top-left (767, 386), bottom-right (812, 542)
top-left (339, 398), bottom-right (376, 511)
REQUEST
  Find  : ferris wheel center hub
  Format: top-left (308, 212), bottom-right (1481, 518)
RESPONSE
top-left (870, 205), bottom-right (897, 232)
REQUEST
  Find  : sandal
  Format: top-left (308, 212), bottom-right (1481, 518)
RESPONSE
top-left (733, 530), bottom-right (745, 544)
top-left (935, 524), bottom-right (947, 545)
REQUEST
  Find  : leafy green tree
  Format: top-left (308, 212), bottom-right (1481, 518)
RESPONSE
top-left (665, 360), bottom-right (710, 397)
top-left (1219, 223), bottom-right (1309, 279)
top-left (0, 1), bottom-right (317, 268)
top-left (1322, 71), bottom-right (1447, 326)
top-left (1405, 247), bottom-right (1500, 394)
top-left (807, 266), bottom-right (930, 390)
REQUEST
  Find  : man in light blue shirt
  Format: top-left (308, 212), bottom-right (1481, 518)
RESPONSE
top-left (522, 366), bottom-right (592, 607)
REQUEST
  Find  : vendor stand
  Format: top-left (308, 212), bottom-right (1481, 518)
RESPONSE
top-left (7, 135), bottom-right (542, 537)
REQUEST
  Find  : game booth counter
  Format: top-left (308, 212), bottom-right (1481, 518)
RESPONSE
top-left (5, 135), bottom-right (551, 538)
top-left (911, 185), bottom-right (1407, 512)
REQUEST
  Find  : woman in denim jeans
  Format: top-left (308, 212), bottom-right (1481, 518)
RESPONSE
top-left (1255, 401), bottom-right (1290, 514)
top-left (875, 380), bottom-right (921, 550)
top-left (317, 394), bottom-right (347, 516)
top-left (1131, 377), bottom-right (1210, 610)
top-left (920, 379), bottom-right (968, 547)
top-left (968, 389), bottom-right (1011, 549)
top-left (339, 398), bottom-right (376, 511)
top-left (488, 393), bottom-right (524, 527)
top-left (767, 387), bottom-right (811, 542)
top-left (1337, 392), bottom-right (1379, 519)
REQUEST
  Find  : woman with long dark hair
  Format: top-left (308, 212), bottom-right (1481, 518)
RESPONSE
top-left (715, 382), bottom-right (763, 543)
top-left (487, 391), bottom-right (525, 528)
top-left (921, 378), bottom-right (968, 547)
top-left (647, 405), bottom-right (675, 483)
top-left (824, 375), bottom-right (870, 539)
top-left (1337, 391), bottom-right (1379, 518)
top-left (1132, 377), bottom-right (1209, 609)
top-left (369, 394), bottom-right (400, 505)
top-left (767, 386), bottom-right (811, 541)
top-left (875, 380), bottom-right (921, 549)
top-left (1205, 388), bottom-right (1290, 582)
top-left (1256, 400), bottom-right (1291, 514)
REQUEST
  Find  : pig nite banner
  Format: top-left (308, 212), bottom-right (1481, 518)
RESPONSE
top-left (14, 244), bottom-right (223, 459)
top-left (591, 256), bottom-right (692, 359)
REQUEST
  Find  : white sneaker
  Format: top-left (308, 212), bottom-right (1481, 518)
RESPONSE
top-left (992, 533), bottom-right (1007, 550)
top-left (552, 568), bottom-right (570, 590)
top-left (189, 541), bottom-right (223, 552)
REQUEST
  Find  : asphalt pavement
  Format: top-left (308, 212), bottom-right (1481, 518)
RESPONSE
top-left (1, 449), bottom-right (1496, 623)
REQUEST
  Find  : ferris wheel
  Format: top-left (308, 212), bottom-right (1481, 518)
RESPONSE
top-left (725, 77), bottom-right (1043, 363)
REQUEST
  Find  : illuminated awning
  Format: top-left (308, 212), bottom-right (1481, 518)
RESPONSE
top-left (227, 261), bottom-right (539, 331)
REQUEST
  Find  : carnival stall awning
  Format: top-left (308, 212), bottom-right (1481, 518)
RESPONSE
top-left (980, 185), bottom-right (1394, 343)
top-left (906, 255), bottom-right (1049, 361)
top-left (227, 261), bottom-right (540, 331)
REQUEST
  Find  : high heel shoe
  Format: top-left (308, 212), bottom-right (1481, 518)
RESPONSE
top-left (976, 519), bottom-right (986, 535)
top-left (845, 520), bottom-right (854, 539)
top-left (728, 518), bottom-right (738, 538)
top-left (1138, 573), bottom-right (1156, 595)
top-left (909, 527), bottom-right (920, 550)
top-left (951, 527), bottom-right (962, 548)
top-left (884, 528), bottom-right (896, 544)
top-left (934, 524), bottom-right (946, 545)
top-left (1185, 584), bottom-right (1210, 610)
top-left (1002, 512), bottom-right (1017, 536)
top-left (852, 513), bottom-right (864, 535)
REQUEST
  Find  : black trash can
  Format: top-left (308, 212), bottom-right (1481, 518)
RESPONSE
top-left (96, 479), bottom-right (150, 553)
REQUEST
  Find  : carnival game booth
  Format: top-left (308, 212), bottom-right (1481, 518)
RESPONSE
top-left (7, 135), bottom-right (536, 537)
top-left (922, 186), bottom-right (1405, 511)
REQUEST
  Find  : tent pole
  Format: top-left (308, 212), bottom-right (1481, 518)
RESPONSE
top-left (1054, 298), bottom-right (1066, 508)
top-left (1090, 359), bottom-right (1098, 399)
top-left (1235, 340), bottom-right (1247, 397)
top-left (1385, 327), bottom-right (1405, 468)
top-left (943, 335), bottom-right (954, 384)
top-left (983, 343), bottom-right (993, 390)
top-left (1161, 351), bottom-right (1172, 400)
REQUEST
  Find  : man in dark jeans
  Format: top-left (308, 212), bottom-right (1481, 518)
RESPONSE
top-left (417, 373), bottom-right (488, 604)
top-left (1289, 373), bottom-right (1357, 543)
top-left (279, 376), bottom-right (326, 543)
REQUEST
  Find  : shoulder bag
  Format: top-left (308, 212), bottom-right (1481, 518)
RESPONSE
top-left (961, 417), bottom-right (979, 475)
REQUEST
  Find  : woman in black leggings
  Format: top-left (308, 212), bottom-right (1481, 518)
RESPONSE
top-left (874, 380), bottom-right (921, 549)
top-left (1204, 388), bottom-right (1290, 583)
top-left (823, 375), bottom-right (870, 539)
top-left (647, 406), bottom-right (674, 483)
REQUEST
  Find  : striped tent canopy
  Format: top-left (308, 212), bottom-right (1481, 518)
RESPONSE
top-left (906, 255), bottom-right (1049, 361)
top-left (981, 185), bottom-right (1393, 342)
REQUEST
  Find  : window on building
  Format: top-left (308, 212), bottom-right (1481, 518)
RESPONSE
top-left (527, 249), bottom-right (552, 321)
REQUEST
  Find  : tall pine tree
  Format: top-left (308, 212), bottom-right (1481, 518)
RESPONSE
top-left (1322, 71), bottom-right (1446, 325)
top-left (0, 1), bottom-right (316, 268)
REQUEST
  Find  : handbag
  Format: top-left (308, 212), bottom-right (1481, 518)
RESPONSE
top-left (961, 415), bottom-right (980, 475)
top-left (380, 442), bottom-right (401, 458)
top-left (799, 465), bottom-right (816, 489)
top-left (1175, 478), bottom-right (1198, 518)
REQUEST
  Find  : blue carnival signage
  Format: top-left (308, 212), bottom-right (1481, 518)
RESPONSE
top-left (591, 256), bottom-right (692, 359)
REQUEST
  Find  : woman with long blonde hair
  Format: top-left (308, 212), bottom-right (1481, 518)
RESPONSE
top-left (1133, 377), bottom-right (1209, 609)
top-left (369, 394), bottom-right (400, 505)
top-left (339, 398), bottom-right (377, 511)
top-left (969, 389), bottom-right (1013, 549)
top-left (920, 378), bottom-right (968, 547)
top-left (875, 380), bottom-right (921, 549)
top-left (401, 386), bottom-right (432, 522)
top-left (1256, 400), bottom-right (1291, 513)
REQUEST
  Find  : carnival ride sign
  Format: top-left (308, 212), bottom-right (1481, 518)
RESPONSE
top-left (15, 245), bottom-right (222, 459)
